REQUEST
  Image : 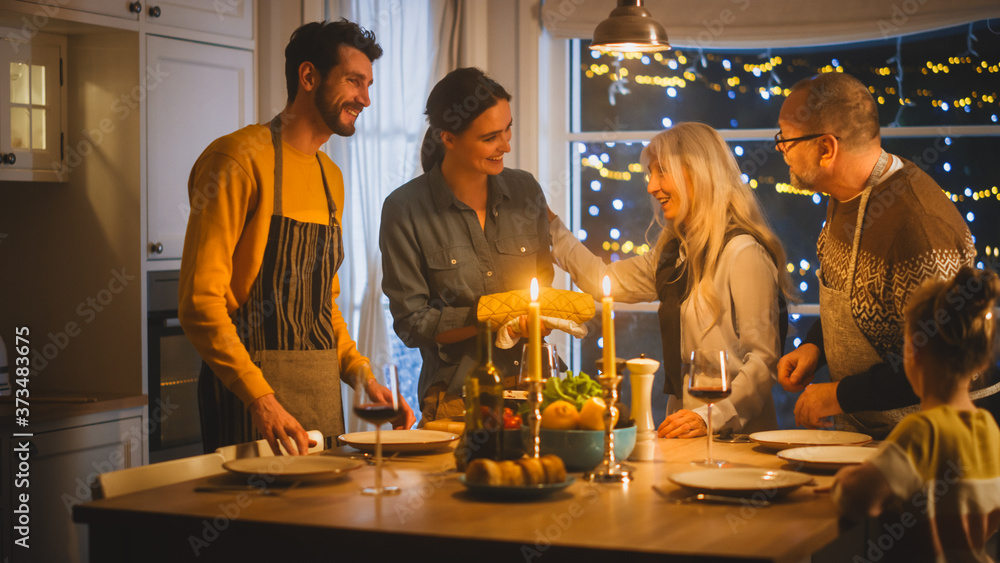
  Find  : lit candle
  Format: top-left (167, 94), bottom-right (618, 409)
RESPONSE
top-left (527, 278), bottom-right (542, 382)
top-left (602, 275), bottom-right (615, 379)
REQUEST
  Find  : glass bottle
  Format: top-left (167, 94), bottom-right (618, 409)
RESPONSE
top-left (458, 322), bottom-right (504, 466)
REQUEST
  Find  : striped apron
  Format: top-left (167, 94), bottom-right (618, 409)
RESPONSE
top-left (198, 116), bottom-right (345, 452)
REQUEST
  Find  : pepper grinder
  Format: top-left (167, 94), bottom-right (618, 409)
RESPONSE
top-left (626, 354), bottom-right (659, 461)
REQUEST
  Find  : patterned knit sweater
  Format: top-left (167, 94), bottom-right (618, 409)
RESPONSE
top-left (805, 158), bottom-right (976, 413)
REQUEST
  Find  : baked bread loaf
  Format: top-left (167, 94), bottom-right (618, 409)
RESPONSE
top-left (498, 460), bottom-right (524, 486)
top-left (518, 457), bottom-right (546, 486)
top-left (465, 455), bottom-right (568, 486)
top-left (465, 458), bottom-right (502, 486)
top-left (424, 419), bottom-right (465, 436)
top-left (539, 454), bottom-right (567, 484)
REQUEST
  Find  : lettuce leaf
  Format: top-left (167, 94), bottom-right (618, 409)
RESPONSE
top-left (519, 371), bottom-right (602, 415)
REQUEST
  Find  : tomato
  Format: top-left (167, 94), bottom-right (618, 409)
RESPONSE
top-left (504, 414), bottom-right (523, 429)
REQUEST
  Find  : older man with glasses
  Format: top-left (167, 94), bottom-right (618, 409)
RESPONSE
top-left (772, 72), bottom-right (995, 439)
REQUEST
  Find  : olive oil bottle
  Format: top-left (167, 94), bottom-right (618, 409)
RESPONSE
top-left (457, 322), bottom-right (503, 467)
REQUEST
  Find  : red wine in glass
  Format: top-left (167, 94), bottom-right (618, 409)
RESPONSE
top-left (688, 387), bottom-right (732, 404)
top-left (353, 404), bottom-right (401, 425)
top-left (684, 349), bottom-right (731, 467)
top-left (353, 364), bottom-right (402, 496)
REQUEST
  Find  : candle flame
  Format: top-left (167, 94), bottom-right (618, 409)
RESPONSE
top-left (530, 278), bottom-right (539, 301)
top-left (603, 275), bottom-right (611, 297)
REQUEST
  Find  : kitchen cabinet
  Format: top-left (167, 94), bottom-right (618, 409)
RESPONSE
top-left (10, 0), bottom-right (253, 39)
top-left (145, 35), bottom-right (254, 261)
top-left (2, 403), bottom-right (144, 563)
top-left (142, 0), bottom-right (253, 40)
top-left (0, 29), bottom-right (66, 182)
top-left (0, 0), bottom-right (257, 554)
top-left (9, 0), bottom-right (141, 22)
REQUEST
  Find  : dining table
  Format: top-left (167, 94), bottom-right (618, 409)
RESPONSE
top-left (73, 434), bottom-right (868, 562)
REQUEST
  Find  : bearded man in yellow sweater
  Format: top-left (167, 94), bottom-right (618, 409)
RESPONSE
top-left (180, 19), bottom-right (415, 456)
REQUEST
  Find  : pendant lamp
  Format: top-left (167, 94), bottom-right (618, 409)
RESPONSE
top-left (590, 0), bottom-right (671, 53)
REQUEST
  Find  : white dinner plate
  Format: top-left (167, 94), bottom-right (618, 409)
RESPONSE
top-left (748, 429), bottom-right (872, 450)
top-left (668, 468), bottom-right (813, 497)
top-left (777, 446), bottom-right (878, 470)
top-left (339, 429), bottom-right (459, 453)
top-left (223, 456), bottom-right (362, 482)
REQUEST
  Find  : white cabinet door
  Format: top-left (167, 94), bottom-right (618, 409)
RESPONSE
top-left (146, 35), bottom-right (254, 261)
top-left (0, 30), bottom-right (66, 182)
top-left (10, 0), bottom-right (141, 21)
top-left (144, 0), bottom-right (254, 40)
top-left (11, 416), bottom-right (142, 563)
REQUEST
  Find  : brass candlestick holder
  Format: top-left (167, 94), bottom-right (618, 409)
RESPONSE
top-left (584, 374), bottom-right (630, 483)
top-left (525, 379), bottom-right (544, 458)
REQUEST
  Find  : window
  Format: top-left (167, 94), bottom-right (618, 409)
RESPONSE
top-left (561, 21), bottom-right (1000, 427)
top-left (0, 31), bottom-right (65, 181)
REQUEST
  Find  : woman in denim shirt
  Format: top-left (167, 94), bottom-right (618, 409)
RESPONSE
top-left (380, 68), bottom-right (554, 422)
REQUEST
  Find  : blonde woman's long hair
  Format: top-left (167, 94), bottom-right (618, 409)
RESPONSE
top-left (644, 122), bottom-right (796, 332)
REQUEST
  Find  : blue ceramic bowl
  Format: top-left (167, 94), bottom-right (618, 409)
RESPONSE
top-left (536, 425), bottom-right (636, 471)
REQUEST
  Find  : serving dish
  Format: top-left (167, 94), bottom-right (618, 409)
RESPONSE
top-left (538, 425), bottom-right (636, 471)
top-left (222, 456), bottom-right (362, 482)
top-left (668, 468), bottom-right (813, 498)
top-left (748, 429), bottom-right (872, 451)
top-left (458, 475), bottom-right (575, 499)
top-left (339, 429), bottom-right (459, 453)
top-left (777, 445), bottom-right (877, 470)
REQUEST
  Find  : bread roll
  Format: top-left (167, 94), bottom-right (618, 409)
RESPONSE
top-left (425, 419), bottom-right (465, 435)
top-left (465, 458), bottom-right (502, 486)
top-left (517, 457), bottom-right (546, 486)
top-left (498, 460), bottom-right (524, 486)
top-left (539, 455), bottom-right (567, 484)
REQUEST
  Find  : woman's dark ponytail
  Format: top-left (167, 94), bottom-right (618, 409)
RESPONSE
top-left (420, 127), bottom-right (443, 173)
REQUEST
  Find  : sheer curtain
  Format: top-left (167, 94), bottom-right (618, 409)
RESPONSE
top-left (325, 0), bottom-right (465, 429)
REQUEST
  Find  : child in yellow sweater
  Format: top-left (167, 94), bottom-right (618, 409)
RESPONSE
top-left (833, 266), bottom-right (1000, 562)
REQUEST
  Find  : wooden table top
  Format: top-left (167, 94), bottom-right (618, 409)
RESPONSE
top-left (75, 436), bottom-right (851, 562)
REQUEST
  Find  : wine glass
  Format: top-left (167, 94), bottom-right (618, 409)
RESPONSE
top-left (685, 349), bottom-right (731, 467)
top-left (519, 343), bottom-right (558, 458)
top-left (351, 364), bottom-right (403, 496)
top-left (518, 343), bottom-right (560, 384)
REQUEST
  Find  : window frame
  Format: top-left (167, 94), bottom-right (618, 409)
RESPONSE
top-left (541, 33), bottom-right (1000, 371)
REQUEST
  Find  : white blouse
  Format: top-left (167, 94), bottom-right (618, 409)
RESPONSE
top-left (549, 217), bottom-right (781, 433)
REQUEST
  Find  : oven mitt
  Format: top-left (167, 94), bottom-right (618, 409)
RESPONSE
top-left (477, 287), bottom-right (596, 328)
top-left (495, 315), bottom-right (590, 349)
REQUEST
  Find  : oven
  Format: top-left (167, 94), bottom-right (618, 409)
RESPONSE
top-left (147, 271), bottom-right (204, 462)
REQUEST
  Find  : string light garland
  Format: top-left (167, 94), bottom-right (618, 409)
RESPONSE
top-left (577, 20), bottom-right (1000, 290)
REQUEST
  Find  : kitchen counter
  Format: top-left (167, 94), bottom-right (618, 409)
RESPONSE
top-left (0, 393), bottom-right (146, 426)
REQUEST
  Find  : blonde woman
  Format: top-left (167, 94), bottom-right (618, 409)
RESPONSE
top-left (549, 122), bottom-right (795, 438)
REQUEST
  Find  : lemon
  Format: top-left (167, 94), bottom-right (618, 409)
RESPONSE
top-left (578, 396), bottom-right (618, 431)
top-left (540, 400), bottom-right (580, 430)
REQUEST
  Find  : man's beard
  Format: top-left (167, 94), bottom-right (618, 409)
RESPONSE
top-left (320, 103), bottom-right (358, 137)
top-left (790, 169), bottom-right (818, 193)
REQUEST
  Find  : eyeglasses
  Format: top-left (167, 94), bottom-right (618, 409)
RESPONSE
top-left (773, 132), bottom-right (839, 152)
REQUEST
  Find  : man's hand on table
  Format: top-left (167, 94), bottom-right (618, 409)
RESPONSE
top-left (249, 393), bottom-right (314, 455)
top-left (777, 343), bottom-right (821, 392)
top-left (793, 382), bottom-right (842, 428)
top-left (657, 409), bottom-right (707, 438)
